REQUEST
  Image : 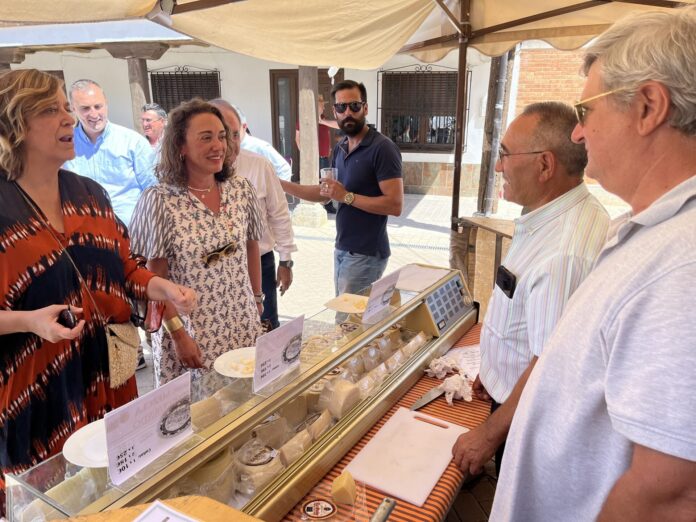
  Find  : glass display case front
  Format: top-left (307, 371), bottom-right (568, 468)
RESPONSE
top-left (7, 266), bottom-right (476, 522)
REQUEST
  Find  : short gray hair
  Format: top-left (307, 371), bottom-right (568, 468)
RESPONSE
top-left (521, 102), bottom-right (587, 177)
top-left (69, 79), bottom-right (101, 100)
top-left (142, 102), bottom-right (167, 120)
top-left (582, 5), bottom-right (696, 136)
top-left (208, 98), bottom-right (243, 126)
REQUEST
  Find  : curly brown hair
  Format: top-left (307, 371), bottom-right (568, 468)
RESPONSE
top-left (0, 69), bottom-right (64, 181)
top-left (156, 98), bottom-right (235, 187)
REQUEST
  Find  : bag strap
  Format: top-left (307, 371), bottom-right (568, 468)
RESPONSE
top-left (14, 182), bottom-right (108, 326)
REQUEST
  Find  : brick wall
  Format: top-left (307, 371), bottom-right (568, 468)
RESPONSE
top-left (514, 48), bottom-right (586, 116)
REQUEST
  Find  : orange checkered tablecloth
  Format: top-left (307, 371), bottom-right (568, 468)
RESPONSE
top-left (284, 324), bottom-right (486, 522)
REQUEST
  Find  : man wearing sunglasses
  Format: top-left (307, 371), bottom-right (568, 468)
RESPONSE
top-left (282, 80), bottom-right (403, 297)
top-left (452, 101), bottom-right (609, 480)
top-left (491, 7), bottom-right (696, 521)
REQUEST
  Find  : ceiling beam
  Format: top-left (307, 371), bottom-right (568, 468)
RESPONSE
top-left (432, 0), bottom-right (464, 34)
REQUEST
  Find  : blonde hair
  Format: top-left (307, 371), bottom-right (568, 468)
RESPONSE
top-left (0, 69), bottom-right (64, 181)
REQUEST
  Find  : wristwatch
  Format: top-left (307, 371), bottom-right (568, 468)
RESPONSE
top-left (254, 292), bottom-right (265, 304)
top-left (279, 260), bottom-right (294, 269)
top-left (343, 192), bottom-right (355, 205)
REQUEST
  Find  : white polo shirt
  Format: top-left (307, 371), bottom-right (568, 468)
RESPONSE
top-left (491, 175), bottom-right (696, 521)
top-left (479, 183), bottom-right (609, 403)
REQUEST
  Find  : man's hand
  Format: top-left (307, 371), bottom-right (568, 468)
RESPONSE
top-left (472, 374), bottom-right (492, 401)
top-left (452, 423), bottom-right (498, 476)
top-left (171, 329), bottom-right (204, 368)
top-left (277, 266), bottom-right (293, 296)
top-left (320, 178), bottom-right (348, 202)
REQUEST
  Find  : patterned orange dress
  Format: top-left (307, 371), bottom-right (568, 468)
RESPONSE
top-left (0, 170), bottom-right (155, 511)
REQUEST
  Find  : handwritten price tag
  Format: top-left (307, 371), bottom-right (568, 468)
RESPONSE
top-left (362, 270), bottom-right (399, 324)
top-left (253, 315), bottom-right (304, 393)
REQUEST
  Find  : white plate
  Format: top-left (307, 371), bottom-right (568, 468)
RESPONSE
top-left (63, 418), bottom-right (108, 468)
top-left (324, 293), bottom-right (369, 314)
top-left (214, 347), bottom-right (256, 378)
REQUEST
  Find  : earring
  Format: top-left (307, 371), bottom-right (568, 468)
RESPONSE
top-left (179, 154), bottom-right (184, 162)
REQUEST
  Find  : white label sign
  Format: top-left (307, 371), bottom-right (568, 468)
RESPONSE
top-left (362, 270), bottom-right (400, 324)
top-left (253, 315), bottom-right (305, 393)
top-left (105, 372), bottom-right (192, 486)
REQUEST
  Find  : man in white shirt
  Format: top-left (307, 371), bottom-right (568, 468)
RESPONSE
top-left (491, 7), bottom-right (696, 521)
top-left (233, 106), bottom-right (292, 182)
top-left (452, 102), bottom-right (609, 477)
top-left (210, 99), bottom-right (297, 329)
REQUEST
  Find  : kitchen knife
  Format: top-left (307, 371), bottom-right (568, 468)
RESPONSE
top-left (409, 387), bottom-right (445, 411)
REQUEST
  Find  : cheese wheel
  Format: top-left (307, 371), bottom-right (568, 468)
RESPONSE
top-left (356, 373), bottom-right (379, 399)
top-left (235, 443), bottom-right (285, 494)
top-left (327, 379), bottom-right (361, 420)
top-left (277, 394), bottom-right (308, 429)
top-left (252, 415), bottom-right (291, 448)
top-left (307, 409), bottom-right (333, 441)
top-left (191, 396), bottom-right (223, 431)
top-left (279, 429), bottom-right (313, 467)
top-left (385, 349), bottom-right (406, 373)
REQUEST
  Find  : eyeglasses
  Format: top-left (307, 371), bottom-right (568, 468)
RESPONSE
top-left (573, 88), bottom-right (626, 125)
top-left (202, 241), bottom-right (237, 267)
top-left (497, 149), bottom-right (546, 162)
top-left (333, 101), bottom-right (365, 114)
top-left (140, 117), bottom-right (163, 124)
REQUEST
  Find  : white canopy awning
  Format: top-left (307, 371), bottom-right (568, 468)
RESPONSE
top-left (1, 1), bottom-right (691, 69)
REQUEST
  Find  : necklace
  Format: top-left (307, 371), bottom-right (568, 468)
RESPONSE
top-left (187, 182), bottom-right (216, 200)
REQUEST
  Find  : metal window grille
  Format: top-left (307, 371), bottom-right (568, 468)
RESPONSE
top-left (149, 67), bottom-right (221, 112)
top-left (379, 67), bottom-right (471, 152)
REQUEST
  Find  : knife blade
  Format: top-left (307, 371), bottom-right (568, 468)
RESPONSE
top-left (410, 387), bottom-right (445, 411)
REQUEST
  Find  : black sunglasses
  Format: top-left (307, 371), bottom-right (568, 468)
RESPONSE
top-left (202, 241), bottom-right (237, 268)
top-left (333, 101), bottom-right (365, 114)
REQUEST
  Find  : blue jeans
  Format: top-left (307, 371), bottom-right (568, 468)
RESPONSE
top-left (334, 249), bottom-right (389, 296)
top-left (261, 251), bottom-right (279, 329)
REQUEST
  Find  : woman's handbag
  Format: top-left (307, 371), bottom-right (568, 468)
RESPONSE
top-left (15, 183), bottom-right (144, 389)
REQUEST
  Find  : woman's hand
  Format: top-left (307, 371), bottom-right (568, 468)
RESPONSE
top-left (171, 329), bottom-right (204, 368)
top-left (148, 277), bottom-right (197, 315)
top-left (256, 302), bottom-right (264, 317)
top-left (30, 305), bottom-right (85, 343)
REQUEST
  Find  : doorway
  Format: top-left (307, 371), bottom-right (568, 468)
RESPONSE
top-left (269, 68), bottom-right (344, 180)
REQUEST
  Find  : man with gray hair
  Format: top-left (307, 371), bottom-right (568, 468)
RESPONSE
top-left (491, 6), bottom-right (696, 520)
top-left (452, 102), bottom-right (609, 478)
top-left (235, 105), bottom-right (292, 181)
top-left (64, 79), bottom-right (156, 226)
top-left (140, 102), bottom-right (167, 152)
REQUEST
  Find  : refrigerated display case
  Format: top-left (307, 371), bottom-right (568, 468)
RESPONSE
top-left (7, 266), bottom-right (477, 522)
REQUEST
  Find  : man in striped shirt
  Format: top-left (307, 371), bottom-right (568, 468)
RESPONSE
top-left (452, 102), bottom-right (609, 477)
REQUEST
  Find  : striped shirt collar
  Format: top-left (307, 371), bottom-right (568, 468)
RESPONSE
top-left (514, 183), bottom-right (590, 235)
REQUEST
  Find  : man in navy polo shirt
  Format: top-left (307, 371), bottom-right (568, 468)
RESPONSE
top-left (282, 80), bottom-right (403, 295)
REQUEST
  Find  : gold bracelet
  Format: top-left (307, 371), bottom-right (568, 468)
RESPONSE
top-left (163, 316), bottom-right (184, 334)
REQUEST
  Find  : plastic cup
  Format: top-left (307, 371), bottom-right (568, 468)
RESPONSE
top-left (320, 167), bottom-right (337, 181)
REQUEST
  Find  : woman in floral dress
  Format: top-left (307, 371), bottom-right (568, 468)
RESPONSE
top-left (130, 99), bottom-right (264, 386)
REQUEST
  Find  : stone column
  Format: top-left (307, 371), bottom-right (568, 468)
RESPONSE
top-left (292, 66), bottom-right (327, 227)
top-left (103, 42), bottom-right (169, 129)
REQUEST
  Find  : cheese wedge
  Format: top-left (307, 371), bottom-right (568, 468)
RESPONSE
top-left (327, 379), bottom-right (361, 419)
top-left (331, 470), bottom-right (357, 505)
top-left (191, 396), bottom-right (223, 431)
top-left (279, 429), bottom-right (313, 466)
top-left (307, 409), bottom-right (332, 441)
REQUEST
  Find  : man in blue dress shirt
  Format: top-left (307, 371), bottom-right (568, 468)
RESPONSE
top-left (64, 79), bottom-right (157, 227)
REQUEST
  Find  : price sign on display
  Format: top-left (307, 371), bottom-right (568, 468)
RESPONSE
top-left (362, 270), bottom-right (400, 324)
top-left (105, 373), bottom-right (192, 486)
top-left (253, 315), bottom-right (304, 393)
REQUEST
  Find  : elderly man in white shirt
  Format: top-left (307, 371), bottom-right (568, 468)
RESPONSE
top-left (452, 101), bottom-right (609, 477)
top-left (211, 99), bottom-right (297, 329)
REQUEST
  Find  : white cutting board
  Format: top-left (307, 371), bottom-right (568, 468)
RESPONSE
top-left (345, 407), bottom-right (468, 507)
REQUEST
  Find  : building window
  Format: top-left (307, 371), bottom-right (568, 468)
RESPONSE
top-left (149, 66), bottom-right (221, 112)
top-left (380, 68), bottom-right (470, 152)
